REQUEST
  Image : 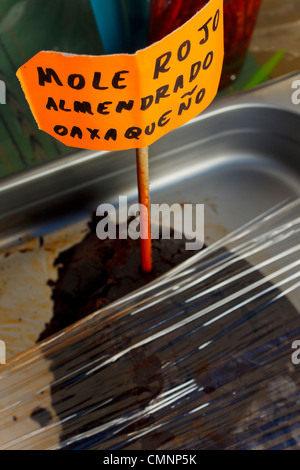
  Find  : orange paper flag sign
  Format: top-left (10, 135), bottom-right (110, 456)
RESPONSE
top-left (17, 0), bottom-right (224, 151)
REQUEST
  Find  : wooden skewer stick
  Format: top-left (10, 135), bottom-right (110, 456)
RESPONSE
top-left (136, 146), bottom-right (152, 273)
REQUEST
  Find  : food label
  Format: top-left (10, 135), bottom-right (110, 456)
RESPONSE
top-left (17, 0), bottom-right (224, 151)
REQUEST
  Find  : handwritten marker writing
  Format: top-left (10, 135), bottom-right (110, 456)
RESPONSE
top-left (16, 0), bottom-right (224, 272)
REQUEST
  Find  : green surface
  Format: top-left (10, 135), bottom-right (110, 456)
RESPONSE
top-left (0, 0), bottom-right (103, 178)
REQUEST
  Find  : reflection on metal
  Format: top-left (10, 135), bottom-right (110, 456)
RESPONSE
top-left (0, 80), bottom-right (6, 104)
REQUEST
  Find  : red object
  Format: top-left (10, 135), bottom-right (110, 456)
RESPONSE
top-left (149, 0), bottom-right (262, 88)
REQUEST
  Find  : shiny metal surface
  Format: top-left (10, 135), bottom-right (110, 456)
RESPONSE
top-left (0, 73), bottom-right (299, 249)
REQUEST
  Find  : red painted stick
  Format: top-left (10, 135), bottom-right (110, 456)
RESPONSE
top-left (136, 147), bottom-right (152, 273)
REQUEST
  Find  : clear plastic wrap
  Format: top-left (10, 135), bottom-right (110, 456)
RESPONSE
top-left (0, 198), bottom-right (299, 450)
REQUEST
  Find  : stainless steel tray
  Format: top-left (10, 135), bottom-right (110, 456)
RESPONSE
top-left (0, 73), bottom-right (300, 450)
top-left (1, 73), bottom-right (300, 245)
top-left (0, 73), bottom-right (300, 360)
